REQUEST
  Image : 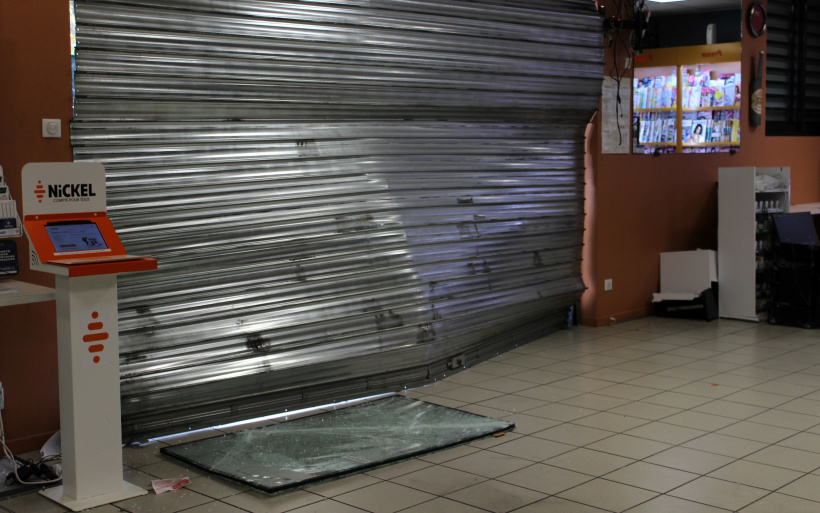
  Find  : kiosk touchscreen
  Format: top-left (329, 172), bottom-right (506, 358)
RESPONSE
top-left (45, 220), bottom-right (109, 253)
top-left (21, 162), bottom-right (155, 511)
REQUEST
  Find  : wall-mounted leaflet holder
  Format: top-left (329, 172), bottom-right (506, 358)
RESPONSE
top-left (0, 165), bottom-right (22, 279)
top-left (22, 162), bottom-right (156, 511)
top-left (0, 165), bottom-right (23, 238)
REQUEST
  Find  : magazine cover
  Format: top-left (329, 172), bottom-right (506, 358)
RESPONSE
top-left (714, 88), bottom-right (726, 107)
top-left (683, 75), bottom-right (696, 108)
top-left (692, 121), bottom-right (707, 143)
top-left (681, 120), bottom-right (693, 143)
top-left (651, 119), bottom-right (663, 143)
top-left (722, 74), bottom-right (736, 107)
top-left (734, 72), bottom-right (742, 102)
top-left (691, 86), bottom-right (702, 108)
top-left (665, 119), bottom-right (676, 143)
top-left (639, 117), bottom-right (651, 143)
top-left (710, 121), bottom-right (721, 142)
top-left (700, 88), bottom-right (713, 108)
top-left (731, 119), bottom-right (740, 142)
top-left (722, 122), bottom-right (733, 142)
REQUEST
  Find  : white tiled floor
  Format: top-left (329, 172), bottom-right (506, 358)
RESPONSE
top-left (6, 317), bottom-right (820, 512)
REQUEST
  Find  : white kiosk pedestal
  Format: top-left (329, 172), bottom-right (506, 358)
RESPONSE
top-left (22, 163), bottom-right (157, 511)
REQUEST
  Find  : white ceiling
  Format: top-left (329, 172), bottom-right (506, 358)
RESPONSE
top-left (645, 0), bottom-right (740, 15)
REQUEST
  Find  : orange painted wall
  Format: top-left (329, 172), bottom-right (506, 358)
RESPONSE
top-left (0, 1), bottom-right (73, 452)
top-left (582, 0), bottom-right (820, 327)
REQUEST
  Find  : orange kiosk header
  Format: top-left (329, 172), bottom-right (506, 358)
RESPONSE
top-left (22, 163), bottom-right (156, 276)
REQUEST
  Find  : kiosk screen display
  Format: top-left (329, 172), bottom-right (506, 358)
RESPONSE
top-left (45, 221), bottom-right (108, 253)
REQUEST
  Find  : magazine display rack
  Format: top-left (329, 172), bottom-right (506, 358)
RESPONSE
top-left (633, 42), bottom-right (742, 155)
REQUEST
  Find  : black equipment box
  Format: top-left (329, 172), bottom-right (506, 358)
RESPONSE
top-left (655, 286), bottom-right (718, 322)
top-left (769, 243), bottom-right (820, 328)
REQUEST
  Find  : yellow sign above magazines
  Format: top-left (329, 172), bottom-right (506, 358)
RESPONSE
top-left (634, 43), bottom-right (742, 68)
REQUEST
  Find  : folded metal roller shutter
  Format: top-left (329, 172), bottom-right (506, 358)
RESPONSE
top-left (71, 0), bottom-right (603, 440)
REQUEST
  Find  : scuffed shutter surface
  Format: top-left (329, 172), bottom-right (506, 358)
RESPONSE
top-left (71, 0), bottom-right (603, 439)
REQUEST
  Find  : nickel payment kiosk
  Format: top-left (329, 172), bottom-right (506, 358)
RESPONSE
top-left (22, 162), bottom-right (156, 511)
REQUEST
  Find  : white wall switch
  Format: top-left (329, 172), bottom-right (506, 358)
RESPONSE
top-left (604, 279), bottom-right (613, 291)
top-left (42, 119), bottom-right (62, 138)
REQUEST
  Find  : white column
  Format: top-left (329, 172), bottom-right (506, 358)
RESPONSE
top-left (41, 274), bottom-right (146, 511)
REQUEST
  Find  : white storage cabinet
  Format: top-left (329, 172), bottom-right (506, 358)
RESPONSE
top-left (718, 166), bottom-right (790, 320)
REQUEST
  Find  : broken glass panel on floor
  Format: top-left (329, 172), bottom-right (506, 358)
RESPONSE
top-left (161, 395), bottom-right (514, 494)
